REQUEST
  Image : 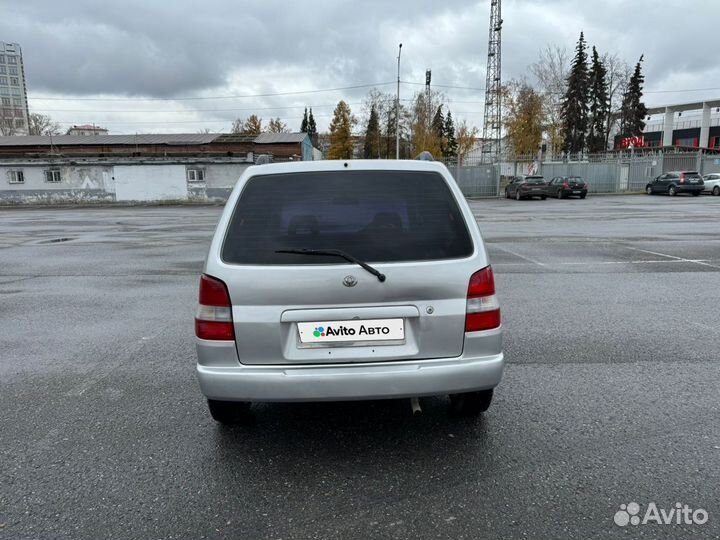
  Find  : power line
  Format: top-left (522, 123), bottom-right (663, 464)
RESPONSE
top-left (28, 82), bottom-right (396, 102)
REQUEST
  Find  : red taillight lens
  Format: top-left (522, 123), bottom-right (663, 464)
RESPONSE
top-left (562, 182), bottom-right (569, 188)
top-left (465, 266), bottom-right (501, 332)
top-left (195, 274), bottom-right (235, 340)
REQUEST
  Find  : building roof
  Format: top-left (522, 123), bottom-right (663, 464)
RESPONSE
top-left (254, 132), bottom-right (308, 144)
top-left (0, 132), bottom-right (310, 147)
top-left (0, 134), bottom-right (222, 146)
top-left (646, 98), bottom-right (720, 115)
top-left (69, 124), bottom-right (108, 130)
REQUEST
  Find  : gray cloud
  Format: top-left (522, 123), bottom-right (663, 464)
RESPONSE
top-left (2, 0), bottom-right (718, 132)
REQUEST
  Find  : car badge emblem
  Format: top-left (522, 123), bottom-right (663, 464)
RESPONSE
top-left (343, 275), bottom-right (358, 287)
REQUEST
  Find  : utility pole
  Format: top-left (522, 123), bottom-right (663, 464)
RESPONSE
top-left (425, 69), bottom-right (432, 136)
top-left (482, 0), bottom-right (502, 163)
top-left (396, 43), bottom-right (402, 160)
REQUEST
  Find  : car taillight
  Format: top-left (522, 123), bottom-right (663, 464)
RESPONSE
top-left (562, 182), bottom-right (569, 189)
top-left (520, 184), bottom-right (529, 189)
top-left (195, 274), bottom-right (235, 340)
top-left (679, 173), bottom-right (685, 184)
top-left (465, 266), bottom-right (501, 332)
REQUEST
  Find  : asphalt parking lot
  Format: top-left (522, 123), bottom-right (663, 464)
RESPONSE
top-left (1, 195), bottom-right (719, 540)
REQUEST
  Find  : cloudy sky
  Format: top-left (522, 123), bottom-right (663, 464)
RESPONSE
top-left (3, 0), bottom-right (719, 134)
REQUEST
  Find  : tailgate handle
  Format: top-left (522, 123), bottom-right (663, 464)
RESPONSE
top-left (281, 305), bottom-right (420, 323)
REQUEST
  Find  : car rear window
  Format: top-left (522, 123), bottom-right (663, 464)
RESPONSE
top-left (684, 171), bottom-right (701, 178)
top-left (525, 177), bottom-right (545, 185)
top-left (222, 170), bottom-right (474, 264)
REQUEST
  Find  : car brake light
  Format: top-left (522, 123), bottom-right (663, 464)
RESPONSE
top-left (465, 266), bottom-right (501, 332)
top-left (195, 274), bottom-right (235, 340)
top-left (679, 173), bottom-right (685, 184)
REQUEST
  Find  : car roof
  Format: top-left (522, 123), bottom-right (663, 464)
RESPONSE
top-left (243, 159), bottom-right (450, 176)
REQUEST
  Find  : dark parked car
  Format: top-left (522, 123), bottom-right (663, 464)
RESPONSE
top-left (646, 171), bottom-right (704, 196)
top-left (505, 176), bottom-right (547, 200)
top-left (546, 176), bottom-right (588, 199)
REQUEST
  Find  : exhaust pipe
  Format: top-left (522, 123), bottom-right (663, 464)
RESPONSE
top-left (410, 397), bottom-right (422, 416)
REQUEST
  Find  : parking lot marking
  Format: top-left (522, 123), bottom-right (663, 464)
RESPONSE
top-left (618, 245), bottom-right (720, 270)
top-left (493, 245), bottom-right (547, 267)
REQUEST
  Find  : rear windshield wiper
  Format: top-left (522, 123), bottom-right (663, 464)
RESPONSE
top-left (275, 248), bottom-right (386, 282)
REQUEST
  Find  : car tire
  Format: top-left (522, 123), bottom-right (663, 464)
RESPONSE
top-left (207, 399), bottom-right (253, 425)
top-left (692, 191), bottom-right (701, 197)
top-left (668, 186), bottom-right (677, 196)
top-left (557, 189), bottom-right (564, 199)
top-left (505, 189), bottom-right (511, 199)
top-left (713, 186), bottom-right (720, 196)
top-left (580, 193), bottom-right (587, 199)
top-left (541, 195), bottom-right (547, 200)
top-left (449, 389), bottom-right (493, 416)
top-left (515, 191), bottom-right (521, 201)
top-left (646, 186), bottom-right (653, 195)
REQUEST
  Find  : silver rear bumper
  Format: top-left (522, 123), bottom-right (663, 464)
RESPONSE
top-left (195, 332), bottom-right (504, 402)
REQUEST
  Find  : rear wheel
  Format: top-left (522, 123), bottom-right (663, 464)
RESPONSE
top-left (515, 190), bottom-right (521, 201)
top-left (668, 186), bottom-right (677, 196)
top-left (449, 389), bottom-right (494, 416)
top-left (714, 186), bottom-right (720, 196)
top-left (692, 191), bottom-right (701, 197)
top-left (541, 195), bottom-right (547, 200)
top-left (580, 193), bottom-right (587, 199)
top-left (646, 186), bottom-right (653, 195)
top-left (207, 399), bottom-right (253, 425)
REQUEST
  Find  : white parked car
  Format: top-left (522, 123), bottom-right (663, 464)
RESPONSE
top-left (702, 173), bottom-right (720, 196)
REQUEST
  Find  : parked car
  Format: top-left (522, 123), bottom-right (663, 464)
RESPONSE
top-left (505, 175), bottom-right (547, 200)
top-left (546, 176), bottom-right (588, 199)
top-left (195, 160), bottom-right (504, 424)
top-left (646, 171), bottom-right (704, 196)
top-left (702, 173), bottom-right (720, 196)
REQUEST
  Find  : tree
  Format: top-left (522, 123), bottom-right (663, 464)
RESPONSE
top-left (0, 121), bottom-right (19, 136)
top-left (409, 91), bottom-right (443, 158)
top-left (267, 118), bottom-right (290, 133)
top-left (300, 107), bottom-right (308, 133)
top-left (362, 88), bottom-right (398, 158)
top-left (28, 113), bottom-right (62, 136)
top-left (587, 47), bottom-right (610, 153)
top-left (443, 111), bottom-right (458, 159)
top-left (602, 53), bottom-right (631, 149)
top-left (561, 32), bottom-right (590, 154)
top-left (432, 106), bottom-right (445, 144)
top-left (327, 100), bottom-right (356, 159)
top-left (530, 45), bottom-right (570, 155)
top-left (307, 108), bottom-right (318, 146)
top-left (363, 104), bottom-right (380, 158)
top-left (455, 120), bottom-right (480, 165)
top-left (231, 115), bottom-right (262, 135)
top-left (504, 81), bottom-right (545, 157)
top-left (619, 55), bottom-right (648, 139)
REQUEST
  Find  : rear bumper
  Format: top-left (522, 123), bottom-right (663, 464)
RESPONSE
top-left (560, 188), bottom-right (587, 196)
top-left (195, 332), bottom-right (504, 402)
top-left (676, 185), bottom-right (703, 193)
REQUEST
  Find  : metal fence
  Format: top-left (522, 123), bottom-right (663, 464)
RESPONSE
top-left (446, 149), bottom-right (720, 198)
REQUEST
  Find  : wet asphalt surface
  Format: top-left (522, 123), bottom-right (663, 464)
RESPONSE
top-left (1, 195), bottom-right (719, 539)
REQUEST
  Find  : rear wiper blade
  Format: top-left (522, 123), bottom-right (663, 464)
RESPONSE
top-left (275, 248), bottom-right (386, 282)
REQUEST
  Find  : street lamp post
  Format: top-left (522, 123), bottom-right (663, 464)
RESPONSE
top-left (396, 43), bottom-right (402, 160)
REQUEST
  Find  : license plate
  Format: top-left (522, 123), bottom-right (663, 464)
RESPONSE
top-left (297, 318), bottom-right (404, 344)
top-left (531, 188), bottom-right (540, 191)
top-left (690, 180), bottom-right (698, 184)
top-left (573, 190), bottom-right (581, 194)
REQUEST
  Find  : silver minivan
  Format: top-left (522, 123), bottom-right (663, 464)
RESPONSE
top-left (195, 160), bottom-right (503, 423)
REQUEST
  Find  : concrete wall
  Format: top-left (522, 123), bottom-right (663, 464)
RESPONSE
top-left (0, 160), bottom-right (252, 204)
top-left (114, 165), bottom-right (187, 201)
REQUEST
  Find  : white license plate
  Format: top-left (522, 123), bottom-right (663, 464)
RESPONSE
top-left (297, 318), bottom-right (405, 344)
top-left (573, 190), bottom-right (581, 193)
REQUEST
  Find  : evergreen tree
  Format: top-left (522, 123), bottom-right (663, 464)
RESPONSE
top-left (300, 107), bottom-right (308, 133)
top-left (307, 108), bottom-right (318, 146)
top-left (432, 105), bottom-right (445, 154)
top-left (587, 46), bottom-right (610, 153)
top-left (619, 55), bottom-right (648, 138)
top-left (443, 111), bottom-right (458, 159)
top-left (363, 104), bottom-right (380, 158)
top-left (561, 32), bottom-right (590, 154)
top-left (327, 100), bottom-right (356, 159)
